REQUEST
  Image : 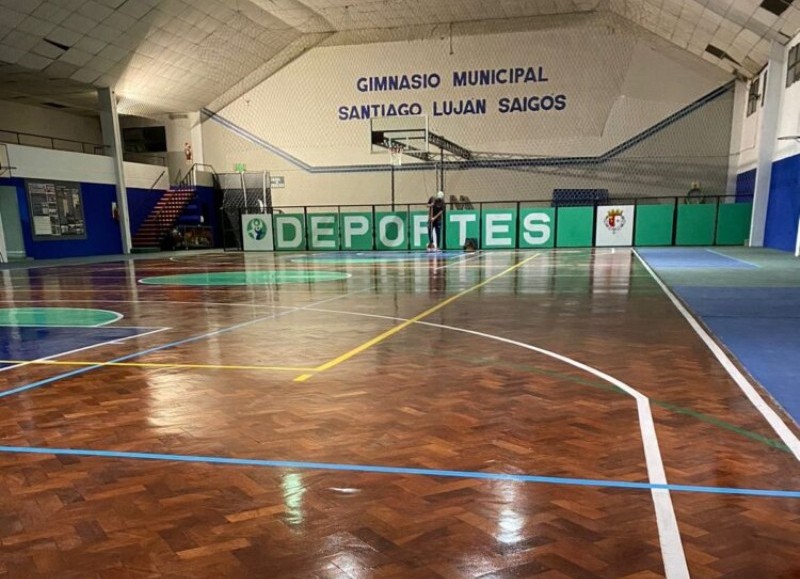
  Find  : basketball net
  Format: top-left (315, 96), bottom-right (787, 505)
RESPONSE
top-left (388, 143), bottom-right (403, 167)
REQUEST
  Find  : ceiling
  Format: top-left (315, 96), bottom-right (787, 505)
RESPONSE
top-left (0, 0), bottom-right (798, 117)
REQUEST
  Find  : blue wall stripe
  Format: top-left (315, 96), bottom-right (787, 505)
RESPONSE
top-left (764, 153), bottom-right (800, 252)
top-left (0, 444), bottom-right (797, 498)
top-left (200, 82), bottom-right (733, 174)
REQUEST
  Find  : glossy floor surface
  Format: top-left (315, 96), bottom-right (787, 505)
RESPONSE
top-left (0, 249), bottom-right (797, 578)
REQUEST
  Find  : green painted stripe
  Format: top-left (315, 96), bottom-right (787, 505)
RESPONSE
top-left (450, 354), bottom-right (790, 454)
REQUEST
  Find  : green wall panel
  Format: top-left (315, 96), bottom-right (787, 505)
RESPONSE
top-left (306, 213), bottom-right (340, 250)
top-left (339, 213), bottom-right (374, 250)
top-left (374, 211), bottom-right (409, 250)
top-left (715, 203), bottom-right (752, 246)
top-left (634, 204), bottom-right (674, 246)
top-left (409, 211), bottom-right (431, 250)
top-left (556, 207), bottom-right (594, 247)
top-left (481, 209), bottom-right (518, 249)
top-left (445, 210), bottom-right (480, 249)
top-left (518, 208), bottom-right (555, 248)
top-left (273, 214), bottom-right (307, 250)
top-left (675, 204), bottom-right (716, 246)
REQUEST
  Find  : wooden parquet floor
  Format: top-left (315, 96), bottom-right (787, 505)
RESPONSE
top-left (0, 250), bottom-right (798, 578)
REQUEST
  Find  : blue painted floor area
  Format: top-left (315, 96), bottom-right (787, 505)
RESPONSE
top-left (637, 248), bottom-right (757, 269)
top-left (673, 286), bottom-right (800, 318)
top-left (0, 326), bottom-right (155, 368)
top-left (670, 285), bottom-right (800, 422)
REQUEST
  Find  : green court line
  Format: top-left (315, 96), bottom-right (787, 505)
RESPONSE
top-left (448, 354), bottom-right (791, 454)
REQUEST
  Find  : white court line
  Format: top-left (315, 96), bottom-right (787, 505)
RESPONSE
top-left (704, 248), bottom-right (759, 268)
top-left (0, 327), bottom-right (170, 374)
top-left (434, 251), bottom-right (484, 271)
top-left (306, 306), bottom-right (690, 579)
top-left (634, 250), bottom-right (800, 461)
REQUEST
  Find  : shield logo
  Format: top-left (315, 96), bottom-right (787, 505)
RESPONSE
top-left (604, 209), bottom-right (625, 234)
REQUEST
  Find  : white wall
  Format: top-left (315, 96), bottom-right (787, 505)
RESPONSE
top-left (775, 38), bottom-right (800, 161)
top-left (736, 33), bottom-right (800, 172)
top-left (7, 144), bottom-right (115, 184)
top-left (5, 144), bottom-right (169, 190)
top-left (124, 161), bottom-right (169, 190)
top-left (0, 101), bottom-right (103, 152)
top-left (203, 12), bottom-right (733, 206)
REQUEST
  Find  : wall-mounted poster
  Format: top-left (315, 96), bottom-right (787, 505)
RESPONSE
top-left (26, 180), bottom-right (86, 239)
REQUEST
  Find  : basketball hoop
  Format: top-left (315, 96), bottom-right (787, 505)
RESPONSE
top-left (388, 144), bottom-right (403, 167)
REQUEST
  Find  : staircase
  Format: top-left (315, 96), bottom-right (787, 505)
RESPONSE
top-left (131, 187), bottom-right (196, 251)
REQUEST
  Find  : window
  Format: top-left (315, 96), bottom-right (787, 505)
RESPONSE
top-left (787, 44), bottom-right (800, 88)
top-left (746, 78), bottom-right (760, 116)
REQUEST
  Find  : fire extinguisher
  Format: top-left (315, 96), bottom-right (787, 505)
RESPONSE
top-left (112, 201), bottom-right (119, 221)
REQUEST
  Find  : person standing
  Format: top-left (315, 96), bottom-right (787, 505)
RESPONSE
top-left (427, 190), bottom-right (446, 250)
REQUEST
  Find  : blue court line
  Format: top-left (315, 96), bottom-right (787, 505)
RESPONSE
top-left (0, 291), bottom-right (365, 399)
top-left (0, 445), bottom-right (796, 499)
top-left (0, 315), bottom-right (278, 398)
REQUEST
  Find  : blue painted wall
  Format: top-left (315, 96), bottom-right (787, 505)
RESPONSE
top-left (735, 168), bottom-right (756, 202)
top-left (126, 187), bottom-right (165, 235)
top-left (1, 177), bottom-right (123, 259)
top-left (193, 185), bottom-right (221, 246)
top-left (764, 154), bottom-right (800, 252)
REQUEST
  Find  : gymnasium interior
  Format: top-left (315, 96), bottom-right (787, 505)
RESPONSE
top-left (0, 0), bottom-right (799, 577)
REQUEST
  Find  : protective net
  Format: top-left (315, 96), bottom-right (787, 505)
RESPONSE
top-left (199, 10), bottom-right (738, 209)
top-left (219, 171), bottom-right (272, 248)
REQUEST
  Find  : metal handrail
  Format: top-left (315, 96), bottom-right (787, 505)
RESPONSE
top-left (0, 128), bottom-right (106, 155)
top-left (149, 170), bottom-right (167, 191)
top-left (176, 163), bottom-right (218, 189)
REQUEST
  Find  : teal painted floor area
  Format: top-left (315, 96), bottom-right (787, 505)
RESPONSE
top-left (0, 307), bottom-right (121, 327)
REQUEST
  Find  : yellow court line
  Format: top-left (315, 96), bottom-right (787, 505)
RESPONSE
top-left (0, 359), bottom-right (316, 372)
top-left (294, 253), bottom-right (541, 382)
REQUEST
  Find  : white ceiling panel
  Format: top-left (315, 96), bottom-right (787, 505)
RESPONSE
top-left (77, 1), bottom-right (115, 23)
top-left (59, 47), bottom-right (94, 67)
top-left (16, 52), bottom-right (53, 71)
top-left (0, 0), bottom-right (797, 115)
top-left (0, 0), bottom-right (43, 15)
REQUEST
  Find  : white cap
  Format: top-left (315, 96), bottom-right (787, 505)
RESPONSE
top-left (437, 191), bottom-right (444, 199)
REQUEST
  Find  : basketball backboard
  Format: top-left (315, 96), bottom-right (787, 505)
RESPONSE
top-left (370, 115), bottom-right (429, 156)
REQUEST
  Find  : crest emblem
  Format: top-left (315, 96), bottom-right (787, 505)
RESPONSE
top-left (604, 209), bottom-right (626, 234)
top-left (246, 218), bottom-right (267, 240)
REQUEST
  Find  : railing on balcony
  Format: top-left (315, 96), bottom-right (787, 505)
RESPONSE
top-left (0, 129), bottom-right (107, 156)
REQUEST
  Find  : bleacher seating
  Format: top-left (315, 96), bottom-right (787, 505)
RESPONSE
top-left (551, 189), bottom-right (609, 207)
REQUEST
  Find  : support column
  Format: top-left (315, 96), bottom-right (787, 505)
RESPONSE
top-left (98, 87), bottom-right (132, 254)
top-left (726, 80), bottom-right (747, 198)
top-left (750, 42), bottom-right (786, 246)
